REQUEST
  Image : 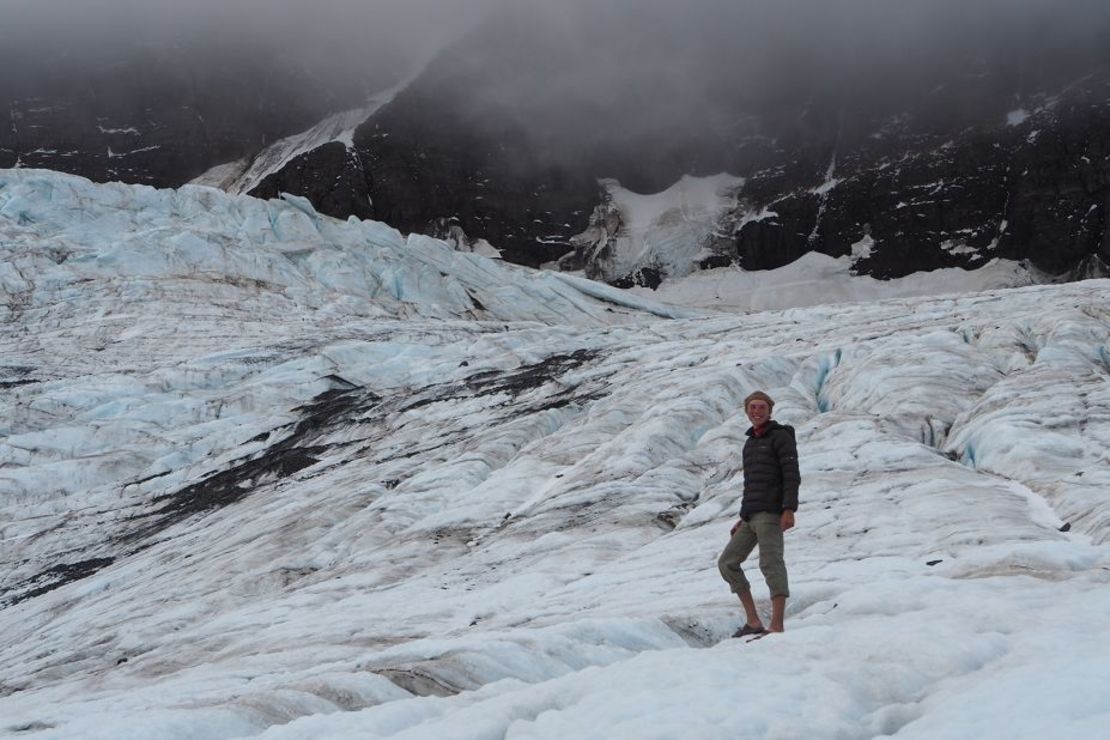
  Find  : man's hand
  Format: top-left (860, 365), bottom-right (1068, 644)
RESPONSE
top-left (730, 520), bottom-right (742, 536)
top-left (781, 510), bottom-right (795, 532)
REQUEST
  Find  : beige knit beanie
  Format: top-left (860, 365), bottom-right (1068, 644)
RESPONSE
top-left (744, 390), bottom-right (775, 411)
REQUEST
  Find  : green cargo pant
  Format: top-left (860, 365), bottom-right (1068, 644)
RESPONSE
top-left (717, 511), bottom-right (789, 598)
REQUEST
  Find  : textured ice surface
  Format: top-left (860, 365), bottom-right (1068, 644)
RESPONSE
top-left (1, 170), bottom-right (1108, 739)
top-left (636, 250), bottom-right (1045, 313)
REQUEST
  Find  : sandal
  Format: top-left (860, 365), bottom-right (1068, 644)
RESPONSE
top-left (732, 623), bottom-right (768, 638)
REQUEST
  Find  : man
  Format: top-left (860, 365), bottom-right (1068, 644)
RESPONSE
top-left (718, 390), bottom-right (800, 635)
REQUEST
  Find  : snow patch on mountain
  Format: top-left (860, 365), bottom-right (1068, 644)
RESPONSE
top-left (569, 173), bottom-right (743, 284)
top-left (191, 84), bottom-right (401, 196)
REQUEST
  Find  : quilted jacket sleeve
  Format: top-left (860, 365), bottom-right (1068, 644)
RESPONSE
top-left (773, 426), bottom-right (801, 511)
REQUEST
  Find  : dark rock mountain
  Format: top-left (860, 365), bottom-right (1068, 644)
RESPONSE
top-left (0, 38), bottom-right (388, 188)
top-left (6, 1), bottom-right (1110, 284)
top-left (737, 73), bottom-right (1110, 280)
top-left (248, 2), bottom-right (1110, 282)
top-left (255, 5), bottom-right (753, 268)
top-left (251, 142), bottom-right (374, 223)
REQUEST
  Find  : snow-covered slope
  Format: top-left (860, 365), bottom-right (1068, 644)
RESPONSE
top-left (635, 251), bottom-right (1048, 313)
top-left (1, 171), bottom-right (1109, 739)
top-left (190, 85), bottom-right (401, 197)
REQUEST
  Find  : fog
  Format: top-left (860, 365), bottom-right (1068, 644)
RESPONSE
top-left (0, 0), bottom-right (498, 84)
top-left (372, 0), bottom-right (1110, 185)
top-left (4, 0), bottom-right (1107, 87)
top-left (2, 0), bottom-right (1108, 163)
top-left (479, 0), bottom-right (1110, 102)
top-left (0, 0), bottom-right (492, 52)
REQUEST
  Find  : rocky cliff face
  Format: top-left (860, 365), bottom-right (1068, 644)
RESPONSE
top-left (734, 74), bottom-right (1110, 280)
top-left (250, 142), bottom-right (374, 223)
top-left (248, 5), bottom-right (1110, 283)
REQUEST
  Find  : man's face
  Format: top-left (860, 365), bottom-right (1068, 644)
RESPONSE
top-left (746, 400), bottom-right (771, 427)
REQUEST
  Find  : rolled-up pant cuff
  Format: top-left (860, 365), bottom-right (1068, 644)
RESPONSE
top-left (718, 511), bottom-right (789, 598)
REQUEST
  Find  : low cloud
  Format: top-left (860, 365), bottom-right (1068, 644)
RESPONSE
top-left (2, 0), bottom-right (1107, 133)
top-left (4, 0), bottom-right (1106, 86)
top-left (0, 0), bottom-right (498, 78)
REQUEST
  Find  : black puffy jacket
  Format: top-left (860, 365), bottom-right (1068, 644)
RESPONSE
top-left (740, 420), bottom-right (800, 518)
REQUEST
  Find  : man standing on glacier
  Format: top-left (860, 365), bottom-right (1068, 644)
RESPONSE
top-left (718, 390), bottom-right (800, 636)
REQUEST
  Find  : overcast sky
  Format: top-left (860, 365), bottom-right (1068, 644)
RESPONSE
top-left (2, 0), bottom-right (1107, 106)
top-left (5, 0), bottom-right (1105, 58)
top-left (0, 0), bottom-right (498, 88)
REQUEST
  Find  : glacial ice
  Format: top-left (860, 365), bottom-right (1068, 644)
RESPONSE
top-left (1, 169), bottom-right (1109, 739)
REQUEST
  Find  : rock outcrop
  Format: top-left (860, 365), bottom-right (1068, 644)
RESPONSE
top-left (250, 142), bottom-right (373, 223)
top-left (734, 74), bottom-right (1110, 279)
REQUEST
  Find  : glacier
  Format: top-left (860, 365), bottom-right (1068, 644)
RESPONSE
top-left (1, 170), bottom-right (1109, 739)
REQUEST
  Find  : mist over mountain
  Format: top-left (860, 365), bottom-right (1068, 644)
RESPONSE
top-left (394, 0), bottom-right (1110, 182)
top-left (0, 0), bottom-right (476, 184)
top-left (257, 0), bottom-right (1110, 280)
top-left (4, 0), bottom-right (1110, 282)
